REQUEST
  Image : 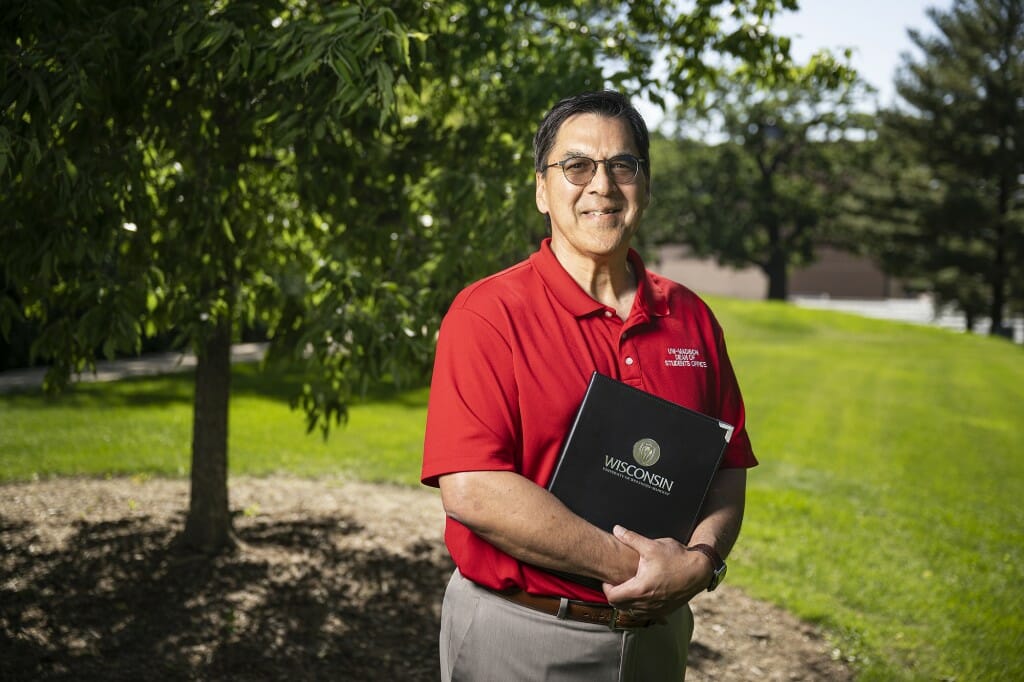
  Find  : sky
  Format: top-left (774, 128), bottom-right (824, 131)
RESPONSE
top-left (638, 0), bottom-right (949, 125)
top-left (771, 0), bottom-right (945, 107)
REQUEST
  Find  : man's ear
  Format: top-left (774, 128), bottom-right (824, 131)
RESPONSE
top-left (535, 171), bottom-right (549, 216)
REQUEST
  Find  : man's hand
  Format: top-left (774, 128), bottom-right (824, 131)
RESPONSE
top-left (601, 525), bottom-right (713, 619)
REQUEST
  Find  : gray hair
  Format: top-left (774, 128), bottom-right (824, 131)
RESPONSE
top-left (533, 90), bottom-right (650, 180)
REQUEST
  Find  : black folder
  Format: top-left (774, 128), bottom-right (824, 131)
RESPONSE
top-left (547, 372), bottom-right (734, 546)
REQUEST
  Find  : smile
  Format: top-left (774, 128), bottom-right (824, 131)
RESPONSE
top-left (584, 209), bottom-right (621, 216)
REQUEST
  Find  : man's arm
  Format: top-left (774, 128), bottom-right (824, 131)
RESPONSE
top-left (689, 466), bottom-right (747, 557)
top-left (439, 469), bottom-right (640, 585)
top-left (602, 467), bottom-right (747, 618)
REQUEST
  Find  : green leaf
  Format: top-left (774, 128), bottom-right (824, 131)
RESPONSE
top-left (197, 23), bottom-right (234, 56)
top-left (276, 52), bottom-right (319, 81)
top-left (222, 217), bottom-right (236, 244)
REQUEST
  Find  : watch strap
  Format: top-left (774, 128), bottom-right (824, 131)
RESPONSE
top-left (687, 543), bottom-right (726, 591)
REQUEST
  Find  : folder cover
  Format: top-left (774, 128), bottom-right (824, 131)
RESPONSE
top-left (547, 372), bottom-right (733, 546)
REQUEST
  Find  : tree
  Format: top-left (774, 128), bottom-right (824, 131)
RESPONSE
top-left (2, 0), bottom-right (425, 552)
top-left (644, 57), bottom-right (872, 300)
top-left (2, 0), bottom-right (801, 554)
top-left (878, 0), bottom-right (1024, 334)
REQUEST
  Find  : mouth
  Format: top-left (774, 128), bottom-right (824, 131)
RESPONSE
top-left (583, 208), bottom-right (621, 217)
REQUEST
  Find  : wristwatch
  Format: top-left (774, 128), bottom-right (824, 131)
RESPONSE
top-left (687, 543), bottom-right (727, 591)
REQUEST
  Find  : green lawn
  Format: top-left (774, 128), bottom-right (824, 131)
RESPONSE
top-left (710, 299), bottom-right (1024, 681)
top-left (0, 366), bottom-right (429, 485)
top-left (1, 300), bottom-right (1021, 680)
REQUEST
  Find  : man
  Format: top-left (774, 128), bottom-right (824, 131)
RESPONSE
top-left (422, 90), bottom-right (757, 681)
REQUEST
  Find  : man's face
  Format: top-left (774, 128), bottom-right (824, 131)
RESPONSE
top-left (535, 113), bottom-right (649, 263)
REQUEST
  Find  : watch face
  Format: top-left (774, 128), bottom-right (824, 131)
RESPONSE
top-left (709, 563), bottom-right (727, 591)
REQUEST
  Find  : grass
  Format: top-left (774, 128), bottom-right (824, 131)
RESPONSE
top-left (709, 299), bottom-right (1024, 681)
top-left (0, 365), bottom-right (429, 486)
top-left (1, 300), bottom-right (1022, 680)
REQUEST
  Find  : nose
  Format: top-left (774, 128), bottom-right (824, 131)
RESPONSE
top-left (586, 161), bottom-right (616, 193)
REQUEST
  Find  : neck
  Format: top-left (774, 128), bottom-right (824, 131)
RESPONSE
top-left (550, 242), bottom-right (637, 320)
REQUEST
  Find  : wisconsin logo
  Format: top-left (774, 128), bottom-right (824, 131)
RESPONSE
top-left (603, 438), bottom-right (675, 495)
top-left (632, 438), bottom-right (661, 467)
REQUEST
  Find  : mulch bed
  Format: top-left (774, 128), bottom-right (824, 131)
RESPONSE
top-left (0, 477), bottom-right (853, 681)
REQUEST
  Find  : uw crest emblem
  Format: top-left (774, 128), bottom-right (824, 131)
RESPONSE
top-left (632, 438), bottom-right (661, 467)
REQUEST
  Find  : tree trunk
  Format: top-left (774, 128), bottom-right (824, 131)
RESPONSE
top-left (181, 318), bottom-right (234, 553)
top-left (989, 181), bottom-right (1009, 335)
top-left (765, 248), bottom-right (789, 301)
top-left (989, 271), bottom-right (1006, 336)
top-left (759, 169), bottom-right (787, 301)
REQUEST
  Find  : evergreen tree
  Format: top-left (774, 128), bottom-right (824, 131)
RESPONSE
top-left (881, 0), bottom-right (1024, 334)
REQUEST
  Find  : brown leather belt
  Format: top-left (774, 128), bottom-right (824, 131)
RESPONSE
top-left (491, 588), bottom-right (654, 630)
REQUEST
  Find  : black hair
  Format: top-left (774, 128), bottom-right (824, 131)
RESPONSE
top-left (532, 90), bottom-right (650, 179)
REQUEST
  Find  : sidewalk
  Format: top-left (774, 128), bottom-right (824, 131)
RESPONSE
top-left (0, 342), bottom-right (267, 393)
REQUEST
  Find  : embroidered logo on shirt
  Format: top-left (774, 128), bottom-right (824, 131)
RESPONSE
top-left (665, 347), bottom-right (707, 369)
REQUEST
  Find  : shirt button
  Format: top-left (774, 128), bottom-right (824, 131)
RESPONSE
top-left (625, 357), bottom-right (635, 366)
top-left (604, 310), bottom-right (614, 318)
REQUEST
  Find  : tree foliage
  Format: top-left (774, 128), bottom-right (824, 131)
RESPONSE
top-left (2, 0), bottom-right (800, 552)
top-left (3, 0), bottom-right (428, 551)
top-left (872, 0), bottom-right (1024, 332)
top-left (644, 56), bottom-right (872, 299)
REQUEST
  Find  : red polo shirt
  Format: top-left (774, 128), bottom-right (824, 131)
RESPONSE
top-left (422, 238), bottom-right (756, 602)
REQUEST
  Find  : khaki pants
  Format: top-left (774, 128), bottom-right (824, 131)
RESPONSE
top-left (440, 570), bottom-right (694, 681)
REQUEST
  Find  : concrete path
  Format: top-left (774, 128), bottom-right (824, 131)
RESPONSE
top-left (0, 342), bottom-right (267, 393)
top-left (792, 295), bottom-right (1024, 343)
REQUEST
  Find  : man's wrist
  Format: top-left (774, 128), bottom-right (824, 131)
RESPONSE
top-left (601, 528), bottom-right (641, 585)
top-left (686, 543), bottom-right (727, 591)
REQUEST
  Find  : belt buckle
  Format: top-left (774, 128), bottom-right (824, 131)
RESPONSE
top-left (608, 606), bottom-right (624, 631)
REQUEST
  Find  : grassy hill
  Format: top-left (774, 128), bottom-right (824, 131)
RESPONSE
top-left (1, 299), bottom-right (1021, 680)
top-left (710, 299), bottom-right (1023, 681)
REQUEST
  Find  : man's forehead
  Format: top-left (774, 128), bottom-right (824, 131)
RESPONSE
top-left (551, 113), bottom-right (638, 153)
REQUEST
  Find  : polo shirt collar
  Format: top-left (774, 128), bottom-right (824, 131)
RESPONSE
top-left (530, 238), bottom-right (671, 320)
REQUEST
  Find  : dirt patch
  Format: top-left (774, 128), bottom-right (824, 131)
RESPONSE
top-left (0, 477), bottom-right (852, 680)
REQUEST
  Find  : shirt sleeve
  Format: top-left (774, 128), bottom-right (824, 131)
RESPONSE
top-left (421, 305), bottom-right (522, 487)
top-left (711, 321), bottom-right (758, 469)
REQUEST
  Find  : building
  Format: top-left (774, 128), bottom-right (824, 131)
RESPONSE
top-left (653, 244), bottom-right (1023, 343)
top-left (653, 244), bottom-right (906, 301)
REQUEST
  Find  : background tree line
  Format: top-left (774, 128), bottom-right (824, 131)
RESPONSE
top-left (644, 0), bottom-right (1023, 332)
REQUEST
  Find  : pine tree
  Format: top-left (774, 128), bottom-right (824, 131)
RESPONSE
top-left (883, 0), bottom-right (1024, 334)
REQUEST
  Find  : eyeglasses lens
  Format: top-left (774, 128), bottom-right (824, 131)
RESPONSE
top-left (563, 156), bottom-right (639, 185)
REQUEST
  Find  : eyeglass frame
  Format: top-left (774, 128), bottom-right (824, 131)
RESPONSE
top-left (542, 154), bottom-right (648, 186)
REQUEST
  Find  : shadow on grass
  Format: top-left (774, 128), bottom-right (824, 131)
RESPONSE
top-left (0, 511), bottom-right (453, 681)
top-left (1, 374), bottom-right (195, 408)
top-left (1, 363), bottom-right (430, 412)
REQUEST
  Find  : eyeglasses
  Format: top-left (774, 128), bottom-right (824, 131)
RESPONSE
top-left (543, 155), bottom-right (646, 186)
